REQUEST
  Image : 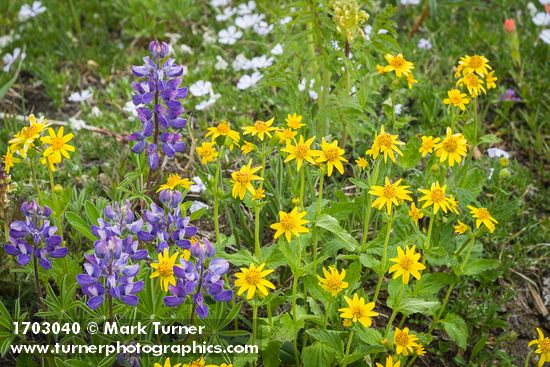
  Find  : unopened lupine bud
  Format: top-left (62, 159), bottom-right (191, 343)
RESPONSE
top-left (148, 40), bottom-right (169, 59)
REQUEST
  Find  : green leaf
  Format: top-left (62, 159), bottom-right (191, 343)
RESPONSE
top-left (441, 313), bottom-right (469, 349)
top-left (65, 211), bottom-right (95, 241)
top-left (315, 214), bottom-right (359, 252)
top-left (397, 299), bottom-right (439, 316)
top-left (84, 200), bottom-right (100, 226)
top-left (478, 134), bottom-right (501, 145)
top-left (302, 342), bottom-right (336, 367)
top-left (462, 259), bottom-right (500, 276)
top-left (413, 273), bottom-right (455, 297)
top-left (0, 54), bottom-right (23, 100)
top-left (349, 177), bottom-right (369, 190)
top-left (398, 137), bottom-right (421, 169)
top-left (357, 328), bottom-right (383, 346)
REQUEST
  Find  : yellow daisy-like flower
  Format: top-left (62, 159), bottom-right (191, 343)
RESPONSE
top-left (150, 248), bottom-right (179, 292)
top-left (281, 135), bottom-right (321, 171)
top-left (467, 205), bottom-right (498, 233)
top-left (415, 343), bottom-right (426, 357)
top-left (389, 245), bottom-right (426, 284)
top-left (485, 71), bottom-right (497, 89)
top-left (434, 127), bottom-right (469, 167)
top-left (157, 173), bottom-right (192, 192)
top-left (241, 140), bottom-right (254, 155)
top-left (182, 358), bottom-right (205, 367)
top-left (447, 195), bottom-right (460, 214)
top-left (454, 220), bottom-right (469, 234)
top-left (270, 207), bottom-right (309, 243)
top-left (316, 138), bottom-right (347, 176)
top-left (408, 203), bottom-right (424, 224)
top-left (154, 357), bottom-right (182, 367)
top-left (458, 54), bottom-right (492, 77)
top-left (253, 187), bottom-right (266, 200)
top-left (40, 153), bottom-right (61, 172)
top-left (205, 120), bottom-right (240, 145)
top-left (528, 328), bottom-right (550, 367)
top-left (457, 73), bottom-right (486, 97)
top-left (443, 89), bottom-right (470, 111)
top-left (383, 53), bottom-right (414, 77)
top-left (234, 263), bottom-right (276, 300)
top-left (366, 125), bottom-right (404, 163)
top-left (9, 114), bottom-right (51, 158)
top-left (286, 113), bottom-right (305, 129)
top-left (394, 327), bottom-right (419, 356)
top-left (369, 177), bottom-right (413, 215)
top-left (418, 181), bottom-right (450, 214)
top-left (230, 160), bottom-right (262, 200)
top-left (375, 356), bottom-right (400, 367)
top-left (196, 141), bottom-right (218, 164)
top-left (40, 126), bottom-right (75, 163)
top-left (277, 127), bottom-right (297, 144)
top-left (242, 117), bottom-right (277, 141)
top-left (3, 149), bottom-right (19, 174)
top-left (406, 73), bottom-right (417, 89)
top-left (338, 293), bottom-right (379, 328)
top-left (206, 364), bottom-right (232, 367)
top-left (355, 156), bottom-right (368, 170)
top-left (418, 136), bottom-right (440, 157)
top-left (376, 65), bottom-right (387, 75)
top-left (317, 266), bottom-right (349, 296)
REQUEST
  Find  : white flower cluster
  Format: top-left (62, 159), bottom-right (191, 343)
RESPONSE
top-left (528, 1), bottom-right (550, 44)
top-left (189, 80), bottom-right (221, 111)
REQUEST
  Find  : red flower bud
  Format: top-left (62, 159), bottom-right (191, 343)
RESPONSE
top-left (504, 18), bottom-right (516, 33)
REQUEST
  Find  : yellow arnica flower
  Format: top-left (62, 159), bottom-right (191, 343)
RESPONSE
top-left (281, 135), bottom-right (321, 171)
top-left (485, 71), bottom-right (497, 89)
top-left (286, 113), bottom-right (304, 129)
top-left (205, 120), bottom-right (240, 145)
top-left (150, 248), bottom-right (179, 292)
top-left (408, 203), bottom-right (424, 224)
top-left (234, 263), bottom-right (276, 300)
top-left (9, 114), bottom-right (50, 158)
top-left (454, 220), bottom-right (469, 234)
top-left (458, 55), bottom-right (492, 77)
top-left (3, 149), bottom-right (19, 174)
top-left (376, 65), bottom-right (387, 75)
top-left (419, 136), bottom-right (440, 157)
top-left (415, 343), bottom-right (426, 356)
top-left (277, 128), bottom-right (297, 144)
top-left (40, 153), bottom-right (61, 172)
top-left (157, 173), bottom-right (191, 192)
top-left (418, 181), bottom-right (450, 214)
top-left (317, 266), bottom-right (349, 296)
top-left (406, 73), bottom-right (417, 89)
top-left (155, 357), bottom-right (182, 367)
top-left (457, 73), bottom-right (486, 97)
top-left (230, 160), bottom-right (262, 200)
top-left (389, 245), bottom-right (426, 284)
top-left (242, 117), bottom-right (276, 141)
top-left (206, 364), bottom-right (232, 367)
top-left (376, 356), bottom-right (400, 367)
top-left (435, 127), bottom-right (468, 167)
top-left (338, 293), bottom-right (379, 327)
top-left (366, 125), bottom-right (404, 163)
top-left (528, 327), bottom-right (550, 367)
top-left (317, 138), bottom-right (347, 176)
top-left (356, 157), bottom-right (368, 170)
top-left (270, 207), bottom-right (309, 243)
top-left (241, 140), bottom-right (254, 155)
top-left (443, 89), bottom-right (470, 111)
top-left (253, 187), bottom-right (265, 200)
top-left (182, 358), bottom-right (205, 367)
top-left (196, 141), bottom-right (218, 164)
top-left (467, 205), bottom-right (498, 233)
top-left (394, 327), bottom-right (419, 356)
top-left (447, 195), bottom-right (459, 214)
top-left (383, 53), bottom-right (414, 77)
top-left (369, 177), bottom-right (413, 215)
top-left (40, 126), bottom-right (75, 163)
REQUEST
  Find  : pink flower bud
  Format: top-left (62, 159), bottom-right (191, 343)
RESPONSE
top-left (504, 18), bottom-right (516, 33)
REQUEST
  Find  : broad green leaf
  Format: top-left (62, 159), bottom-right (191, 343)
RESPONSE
top-left (315, 214), bottom-right (359, 252)
top-left (397, 299), bottom-right (439, 316)
top-left (462, 259), bottom-right (500, 276)
top-left (65, 211), bottom-right (95, 241)
top-left (302, 342), bottom-right (336, 367)
top-left (441, 313), bottom-right (469, 349)
top-left (413, 273), bottom-right (455, 297)
top-left (84, 200), bottom-right (100, 226)
top-left (357, 328), bottom-right (383, 346)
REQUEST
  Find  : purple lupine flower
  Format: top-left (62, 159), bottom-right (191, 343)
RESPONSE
top-left (4, 200), bottom-right (66, 269)
top-left (128, 40), bottom-right (188, 170)
top-left (77, 202), bottom-right (147, 310)
top-left (499, 88), bottom-right (521, 102)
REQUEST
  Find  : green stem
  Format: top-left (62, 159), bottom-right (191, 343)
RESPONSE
top-left (213, 147), bottom-right (223, 243)
top-left (360, 159), bottom-right (381, 251)
top-left (312, 170), bottom-right (324, 270)
top-left (342, 330), bottom-right (355, 367)
top-left (524, 350), bottom-right (533, 367)
top-left (33, 256), bottom-right (45, 311)
top-left (299, 167), bottom-right (305, 207)
top-left (459, 231), bottom-right (477, 273)
top-left (254, 149), bottom-right (267, 261)
top-left (252, 303), bottom-right (258, 345)
top-left (292, 237), bottom-right (302, 364)
top-left (385, 282), bottom-right (405, 337)
top-left (424, 210), bottom-right (436, 258)
top-left (373, 214), bottom-right (394, 304)
top-left (391, 88), bottom-right (397, 130)
top-left (29, 159), bottom-right (40, 195)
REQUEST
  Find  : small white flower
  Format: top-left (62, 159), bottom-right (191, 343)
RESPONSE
top-left (331, 40), bottom-right (341, 51)
top-left (364, 25), bottom-right (373, 41)
top-left (164, 32), bottom-right (181, 46)
top-left (189, 80), bottom-right (212, 97)
top-left (195, 98), bottom-right (216, 111)
top-left (210, 0), bottom-right (230, 7)
top-left (253, 21), bottom-right (273, 36)
top-left (417, 38), bottom-right (433, 50)
top-left (68, 118), bottom-right (88, 131)
top-left (249, 55), bottom-right (273, 69)
top-left (235, 13), bottom-right (264, 29)
top-left (533, 12), bottom-right (550, 26)
top-left (124, 100), bottom-right (138, 117)
top-left (218, 26), bottom-right (243, 45)
top-left (18, 1), bottom-right (46, 22)
top-left (400, 0), bottom-right (420, 4)
top-left (378, 29), bottom-right (389, 35)
top-left (190, 176), bottom-right (206, 193)
top-left (540, 29), bottom-right (550, 44)
top-left (298, 78), bottom-right (318, 100)
top-left (203, 32), bottom-right (216, 44)
top-left (394, 104), bottom-right (403, 116)
top-left (539, 0), bottom-right (550, 4)
top-left (237, 72), bottom-right (263, 90)
top-left (237, 1), bottom-right (256, 15)
top-left (280, 16), bottom-right (292, 25)
top-left (527, 2), bottom-right (539, 16)
top-left (68, 89), bottom-right (93, 103)
top-left (90, 106), bottom-right (103, 118)
top-left (190, 201), bottom-right (209, 214)
top-left (2, 47), bottom-right (25, 72)
top-left (0, 34), bottom-right (13, 50)
top-left (215, 55), bottom-right (228, 70)
top-left (216, 7), bottom-right (236, 22)
top-left (271, 43), bottom-right (283, 55)
top-left (232, 53), bottom-right (250, 71)
top-left (179, 44), bottom-right (193, 54)
top-left (487, 148), bottom-right (510, 159)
